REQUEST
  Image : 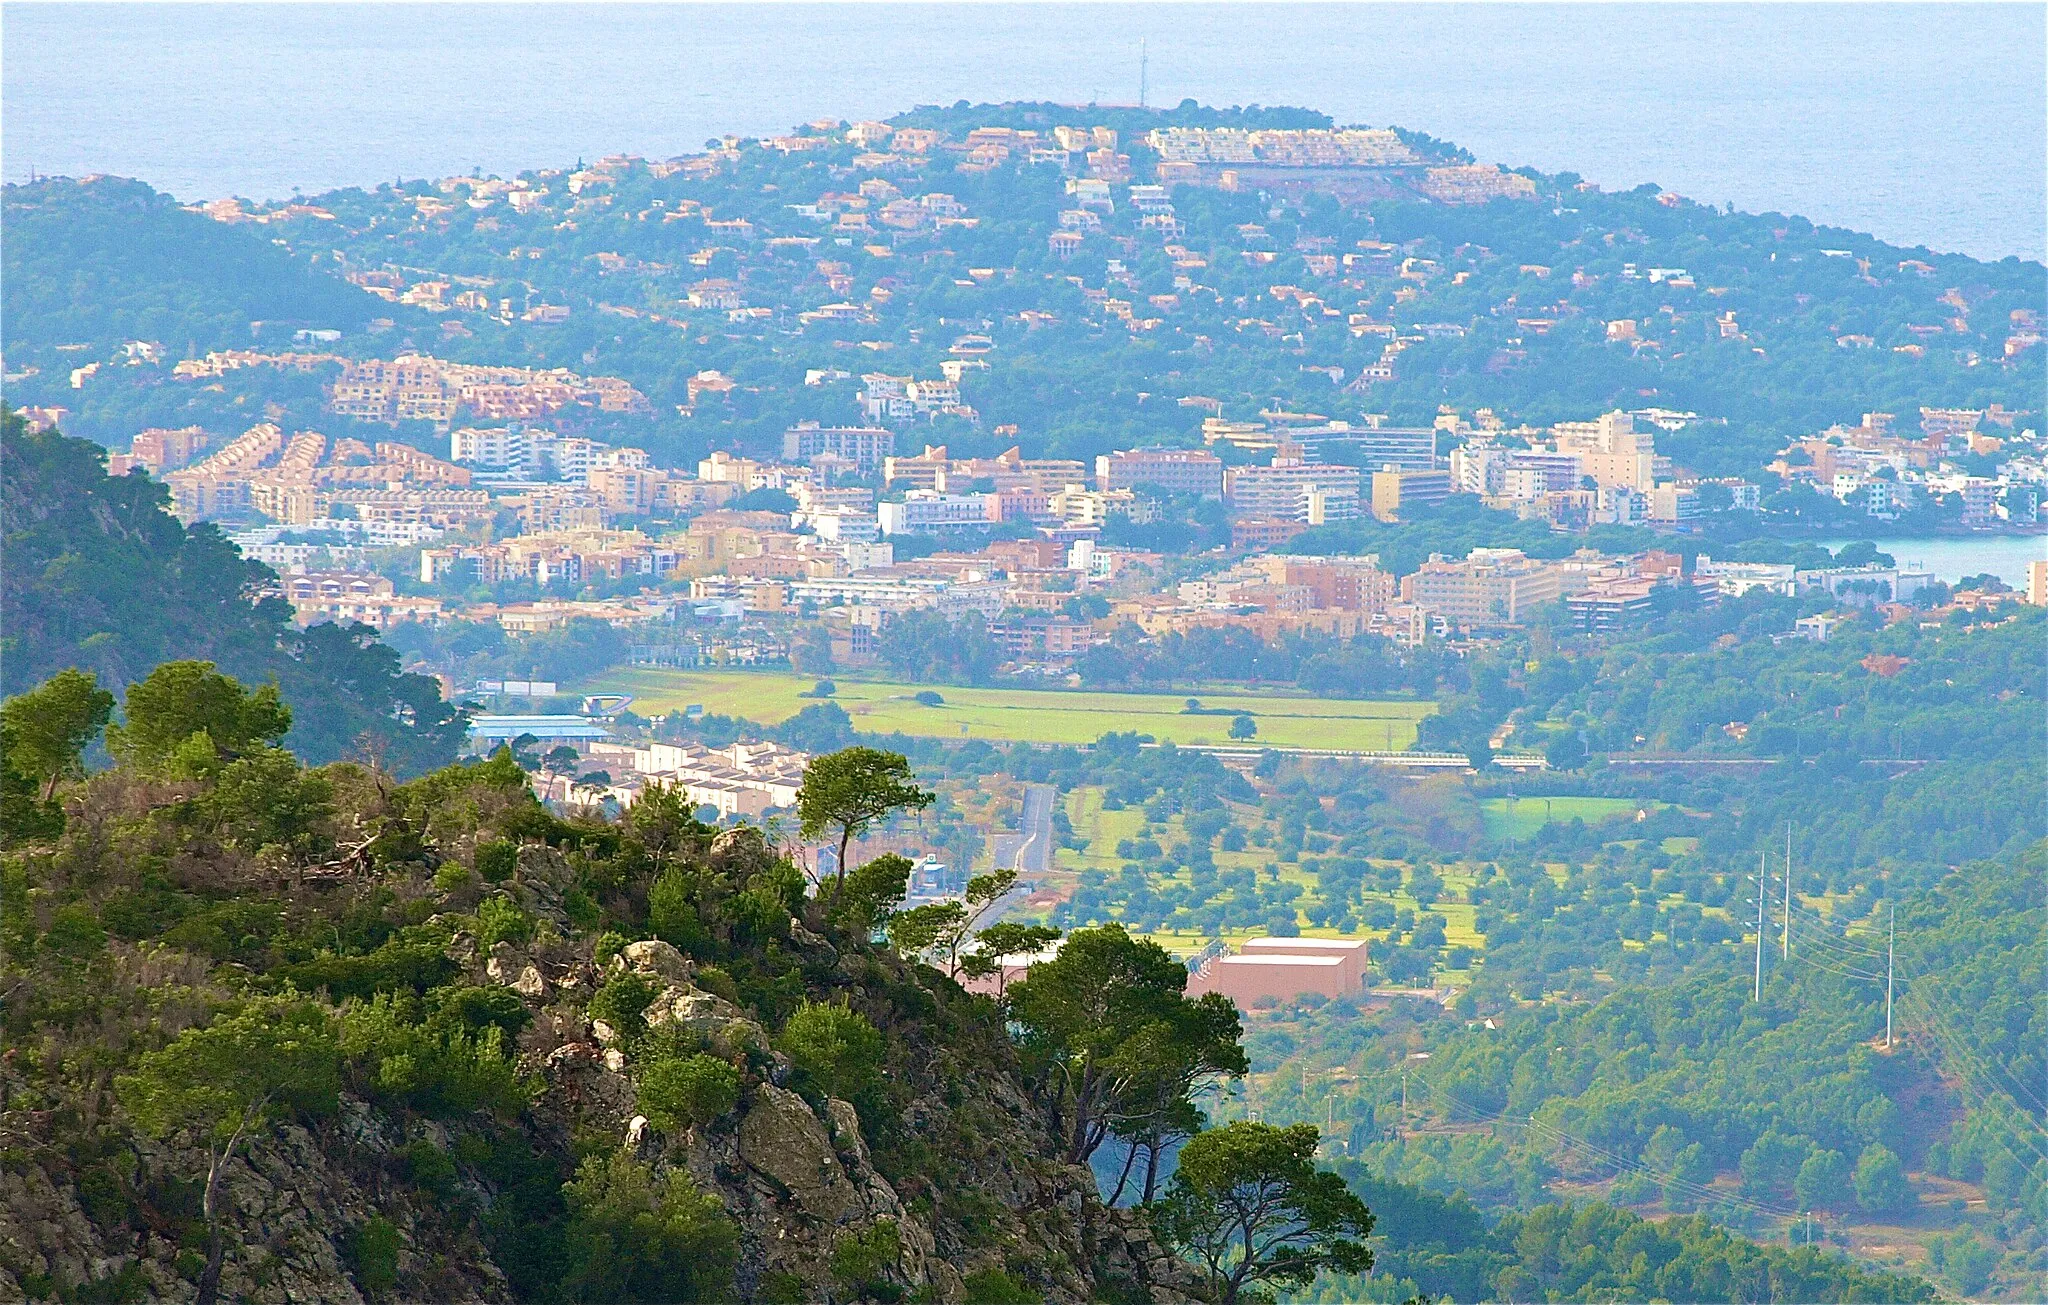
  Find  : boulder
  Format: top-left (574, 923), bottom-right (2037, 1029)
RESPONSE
top-left (738, 1086), bottom-right (859, 1223)
top-left (485, 941), bottom-right (530, 988)
top-left (647, 985), bottom-right (763, 1057)
top-left (709, 826), bottom-right (776, 876)
top-left (619, 938), bottom-right (694, 984)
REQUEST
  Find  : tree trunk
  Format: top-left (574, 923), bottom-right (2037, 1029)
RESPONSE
top-left (1108, 1139), bottom-right (1140, 1206)
top-left (1066, 1069), bottom-right (1095, 1164)
top-left (1141, 1139), bottom-right (1163, 1205)
top-left (836, 827), bottom-right (853, 886)
top-left (197, 1144), bottom-right (225, 1305)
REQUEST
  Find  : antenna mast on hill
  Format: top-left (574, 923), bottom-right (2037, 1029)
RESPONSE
top-left (1782, 824), bottom-right (1793, 960)
top-left (1885, 905), bottom-right (1896, 1048)
top-left (1753, 853), bottom-right (1766, 1001)
top-left (1139, 40), bottom-right (1149, 109)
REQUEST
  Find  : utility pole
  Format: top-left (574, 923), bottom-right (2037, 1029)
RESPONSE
top-left (1782, 824), bottom-right (1793, 961)
top-left (1754, 853), bottom-right (1766, 1001)
top-left (1885, 905), bottom-right (1896, 1049)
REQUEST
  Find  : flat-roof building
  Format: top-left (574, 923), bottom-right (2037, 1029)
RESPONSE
top-left (1188, 935), bottom-right (1370, 1008)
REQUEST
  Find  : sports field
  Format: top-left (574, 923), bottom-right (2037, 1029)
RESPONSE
top-left (584, 668), bottom-right (1432, 750)
top-left (1479, 795), bottom-right (1659, 841)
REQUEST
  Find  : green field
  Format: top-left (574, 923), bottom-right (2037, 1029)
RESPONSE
top-left (585, 668), bottom-right (1433, 749)
top-left (1479, 795), bottom-right (1660, 841)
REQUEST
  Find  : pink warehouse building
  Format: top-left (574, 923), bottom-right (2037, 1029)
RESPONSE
top-left (1189, 936), bottom-right (1370, 1008)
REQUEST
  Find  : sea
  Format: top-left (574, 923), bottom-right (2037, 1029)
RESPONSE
top-left (3, 3), bottom-right (2044, 262)
top-left (1814, 536), bottom-right (2048, 588)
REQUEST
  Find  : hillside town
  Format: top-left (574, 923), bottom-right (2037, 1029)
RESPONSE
top-left (7, 58), bottom-right (2046, 1305)
top-left (80, 380), bottom-right (2045, 675)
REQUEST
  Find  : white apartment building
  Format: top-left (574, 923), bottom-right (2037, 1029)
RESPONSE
top-left (1096, 448), bottom-right (1226, 499)
top-left (1226, 462), bottom-right (1363, 523)
top-left (878, 491), bottom-right (996, 535)
top-left (784, 422), bottom-right (896, 470)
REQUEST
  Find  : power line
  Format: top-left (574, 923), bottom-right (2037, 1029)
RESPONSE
top-left (1784, 921), bottom-right (1888, 979)
top-left (1894, 1016), bottom-right (2048, 1170)
top-left (1775, 917), bottom-right (2048, 1154)
top-left (1786, 906), bottom-right (1885, 954)
top-left (1785, 900), bottom-right (1887, 958)
top-left (1788, 946), bottom-right (1887, 984)
top-left (1895, 990), bottom-right (2048, 1122)
top-left (1408, 1073), bottom-right (1799, 1222)
top-left (1889, 962), bottom-right (2046, 1109)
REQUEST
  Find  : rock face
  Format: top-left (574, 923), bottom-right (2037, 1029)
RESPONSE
top-left (739, 1085), bottom-right (860, 1221)
top-left (0, 943), bottom-right (1202, 1305)
top-left (0, 1107), bottom-right (506, 1305)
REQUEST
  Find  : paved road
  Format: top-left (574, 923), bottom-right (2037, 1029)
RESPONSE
top-left (1013, 783), bottom-right (1057, 874)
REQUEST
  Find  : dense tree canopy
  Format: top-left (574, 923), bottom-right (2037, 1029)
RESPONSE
top-left (2, 410), bottom-right (467, 773)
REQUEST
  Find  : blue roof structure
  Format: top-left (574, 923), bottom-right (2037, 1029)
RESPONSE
top-left (468, 714), bottom-right (613, 743)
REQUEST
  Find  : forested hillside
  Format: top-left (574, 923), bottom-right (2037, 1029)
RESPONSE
top-left (1, 178), bottom-right (386, 368)
top-left (0, 409), bottom-right (463, 773)
top-left (1501, 595), bottom-right (2047, 880)
top-left (1195, 597), bottom-right (2048, 1298)
top-left (0, 661), bottom-right (1944, 1303)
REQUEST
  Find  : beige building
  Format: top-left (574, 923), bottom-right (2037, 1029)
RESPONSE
top-left (1553, 411), bottom-right (1657, 492)
top-left (1403, 548), bottom-right (1571, 627)
top-left (1370, 467), bottom-right (1452, 521)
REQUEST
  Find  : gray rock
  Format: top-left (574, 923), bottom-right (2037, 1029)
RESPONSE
top-left (737, 1085), bottom-right (859, 1223)
top-left (824, 1098), bottom-right (869, 1168)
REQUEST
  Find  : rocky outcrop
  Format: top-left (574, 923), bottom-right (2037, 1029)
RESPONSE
top-left (1, 926), bottom-right (1201, 1305)
top-left (0, 1100), bottom-right (506, 1305)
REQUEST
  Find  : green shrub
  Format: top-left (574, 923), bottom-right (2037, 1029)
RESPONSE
top-left (76, 1164), bottom-right (133, 1227)
top-left (829, 853), bottom-right (912, 934)
top-left (693, 965), bottom-right (740, 1005)
top-left (398, 1139), bottom-right (459, 1199)
top-left (433, 862), bottom-right (475, 895)
top-left (561, 1151), bottom-right (737, 1303)
top-left (561, 887), bottom-right (603, 931)
top-left (475, 895), bottom-right (535, 948)
top-left (729, 886), bottom-right (790, 943)
top-left (591, 930), bottom-right (630, 965)
top-left (349, 1216), bottom-right (401, 1295)
top-left (588, 971), bottom-right (658, 1045)
top-left (339, 993), bottom-right (530, 1118)
top-left (648, 867), bottom-right (707, 952)
top-left (779, 1000), bottom-right (883, 1102)
top-left (428, 984), bottom-right (532, 1042)
top-left (41, 902), bottom-right (107, 962)
top-left (199, 747), bottom-right (334, 858)
top-left (97, 883), bottom-right (196, 942)
top-left (149, 897), bottom-right (284, 963)
top-left (637, 1054), bottom-right (741, 1131)
top-left (474, 838), bottom-right (519, 883)
top-left (274, 936), bottom-right (457, 1002)
top-left (830, 1219), bottom-right (902, 1300)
